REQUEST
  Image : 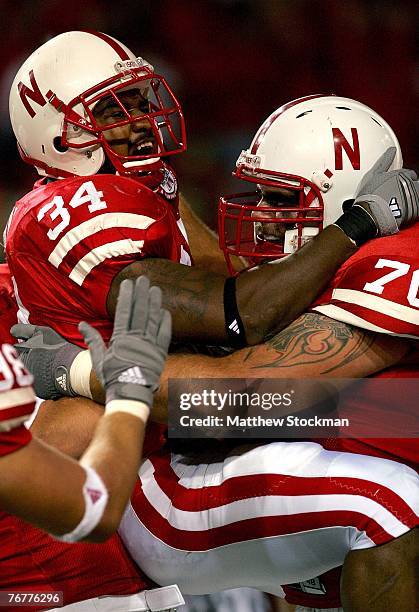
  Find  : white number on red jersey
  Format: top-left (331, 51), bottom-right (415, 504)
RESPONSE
top-left (363, 259), bottom-right (411, 296)
top-left (0, 345), bottom-right (33, 391)
top-left (38, 181), bottom-right (107, 241)
top-left (363, 258), bottom-right (419, 308)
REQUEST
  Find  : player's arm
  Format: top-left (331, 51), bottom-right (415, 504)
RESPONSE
top-left (108, 225), bottom-right (356, 346)
top-left (30, 397), bottom-right (104, 459)
top-left (12, 312), bottom-right (410, 464)
top-left (14, 311), bottom-right (410, 422)
top-left (109, 155), bottom-right (419, 346)
top-left (149, 312), bottom-right (410, 419)
top-left (2, 277), bottom-right (171, 542)
top-left (0, 411), bottom-right (145, 542)
top-left (160, 312), bottom-right (410, 379)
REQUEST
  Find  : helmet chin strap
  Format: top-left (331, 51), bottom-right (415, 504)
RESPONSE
top-left (284, 226), bottom-right (319, 253)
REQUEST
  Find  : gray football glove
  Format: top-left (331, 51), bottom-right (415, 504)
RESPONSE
top-left (79, 276), bottom-right (172, 408)
top-left (12, 324), bottom-right (83, 399)
top-left (354, 147), bottom-right (419, 236)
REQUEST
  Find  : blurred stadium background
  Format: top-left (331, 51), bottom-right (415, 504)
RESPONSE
top-left (0, 0), bottom-right (419, 249)
top-left (0, 0), bottom-right (417, 250)
top-left (0, 2), bottom-right (416, 610)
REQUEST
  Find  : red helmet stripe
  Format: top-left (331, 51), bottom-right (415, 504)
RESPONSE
top-left (250, 94), bottom-right (333, 154)
top-left (82, 30), bottom-right (130, 60)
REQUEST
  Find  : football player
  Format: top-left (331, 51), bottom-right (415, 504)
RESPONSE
top-left (16, 96), bottom-right (419, 611)
top-left (6, 31), bottom-right (414, 358)
top-left (0, 273), bottom-right (184, 611)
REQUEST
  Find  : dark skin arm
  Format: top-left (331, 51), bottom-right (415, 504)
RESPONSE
top-left (49, 313), bottom-right (411, 436)
top-left (107, 225), bottom-right (356, 345)
top-left (151, 312), bottom-right (410, 419)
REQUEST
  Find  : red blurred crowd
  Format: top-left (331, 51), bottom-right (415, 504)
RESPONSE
top-left (0, 0), bottom-right (417, 235)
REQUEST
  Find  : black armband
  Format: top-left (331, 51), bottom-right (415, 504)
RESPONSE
top-left (224, 276), bottom-right (247, 348)
top-left (333, 205), bottom-right (378, 247)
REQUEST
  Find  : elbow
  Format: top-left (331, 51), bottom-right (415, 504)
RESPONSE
top-left (84, 509), bottom-right (123, 543)
top-left (241, 307), bottom-right (288, 346)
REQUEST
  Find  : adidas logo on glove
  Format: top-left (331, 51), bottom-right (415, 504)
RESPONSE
top-left (56, 373), bottom-right (68, 391)
top-left (389, 196), bottom-right (402, 218)
top-left (118, 366), bottom-right (147, 385)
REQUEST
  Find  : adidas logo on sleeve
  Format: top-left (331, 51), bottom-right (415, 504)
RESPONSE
top-left (118, 366), bottom-right (147, 385)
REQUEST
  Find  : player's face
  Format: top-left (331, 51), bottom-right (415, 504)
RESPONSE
top-left (252, 187), bottom-right (299, 243)
top-left (252, 186), bottom-right (321, 250)
top-left (92, 88), bottom-right (157, 157)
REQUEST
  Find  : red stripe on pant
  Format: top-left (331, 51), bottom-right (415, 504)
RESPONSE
top-left (131, 481), bottom-right (395, 551)
top-left (147, 451), bottom-right (417, 526)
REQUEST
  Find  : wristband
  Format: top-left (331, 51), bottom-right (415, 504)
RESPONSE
top-left (224, 276), bottom-right (247, 348)
top-left (69, 350), bottom-right (93, 399)
top-left (333, 205), bottom-right (378, 246)
top-left (56, 466), bottom-right (108, 542)
top-left (105, 399), bottom-right (150, 424)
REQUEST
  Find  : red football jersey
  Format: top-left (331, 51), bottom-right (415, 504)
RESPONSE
top-left (312, 223), bottom-right (419, 468)
top-left (0, 263), bottom-right (17, 344)
top-left (0, 515), bottom-right (150, 611)
top-left (5, 173), bottom-right (191, 346)
top-left (313, 222), bottom-right (419, 339)
top-left (5, 174), bottom-right (190, 456)
top-left (0, 264), bottom-right (151, 609)
top-left (0, 341), bottom-right (34, 455)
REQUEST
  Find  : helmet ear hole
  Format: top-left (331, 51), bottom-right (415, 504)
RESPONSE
top-left (53, 137), bottom-right (68, 153)
top-left (342, 199), bottom-right (354, 212)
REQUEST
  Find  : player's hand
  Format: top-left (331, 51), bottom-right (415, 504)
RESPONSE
top-left (354, 147), bottom-right (419, 236)
top-left (11, 324), bottom-right (83, 399)
top-left (79, 276), bottom-right (172, 409)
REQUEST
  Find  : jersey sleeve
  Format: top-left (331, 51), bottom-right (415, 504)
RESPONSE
top-left (0, 343), bottom-right (35, 455)
top-left (7, 175), bottom-right (189, 344)
top-left (0, 425), bottom-right (32, 457)
top-left (312, 253), bottom-right (419, 339)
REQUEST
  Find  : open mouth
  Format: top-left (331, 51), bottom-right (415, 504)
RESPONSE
top-left (129, 138), bottom-right (156, 156)
top-left (255, 221), bottom-right (290, 243)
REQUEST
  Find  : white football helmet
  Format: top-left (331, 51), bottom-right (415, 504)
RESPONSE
top-left (9, 31), bottom-right (186, 178)
top-left (219, 94), bottom-right (402, 274)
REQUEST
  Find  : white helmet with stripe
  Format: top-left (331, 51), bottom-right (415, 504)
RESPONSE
top-left (219, 94), bottom-right (403, 273)
top-left (9, 31), bottom-right (186, 178)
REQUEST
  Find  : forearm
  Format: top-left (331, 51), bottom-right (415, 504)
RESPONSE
top-left (109, 226), bottom-right (355, 346)
top-left (31, 397), bottom-right (104, 459)
top-left (0, 439), bottom-right (87, 535)
top-left (154, 314), bottom-right (409, 416)
top-left (79, 411), bottom-right (145, 536)
top-left (236, 225), bottom-right (356, 343)
top-left (2, 410), bottom-right (146, 541)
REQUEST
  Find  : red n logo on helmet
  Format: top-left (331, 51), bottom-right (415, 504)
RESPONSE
top-left (333, 128), bottom-right (360, 170)
top-left (18, 70), bottom-right (47, 118)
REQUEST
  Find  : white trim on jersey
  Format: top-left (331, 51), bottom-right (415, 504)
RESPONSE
top-left (11, 276), bottom-right (30, 324)
top-left (331, 288), bottom-right (419, 326)
top-left (176, 218), bottom-right (189, 242)
top-left (0, 414), bottom-right (29, 433)
top-left (69, 239), bottom-right (145, 286)
top-left (180, 245), bottom-right (192, 266)
top-left (140, 459), bottom-right (409, 538)
top-left (25, 397), bottom-right (43, 428)
top-left (0, 386), bottom-right (36, 410)
top-left (312, 304), bottom-right (419, 340)
top-left (48, 213), bottom-right (155, 268)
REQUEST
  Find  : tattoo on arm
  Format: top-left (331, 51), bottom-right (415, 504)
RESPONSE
top-left (108, 259), bottom-right (225, 340)
top-left (250, 313), bottom-right (375, 374)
